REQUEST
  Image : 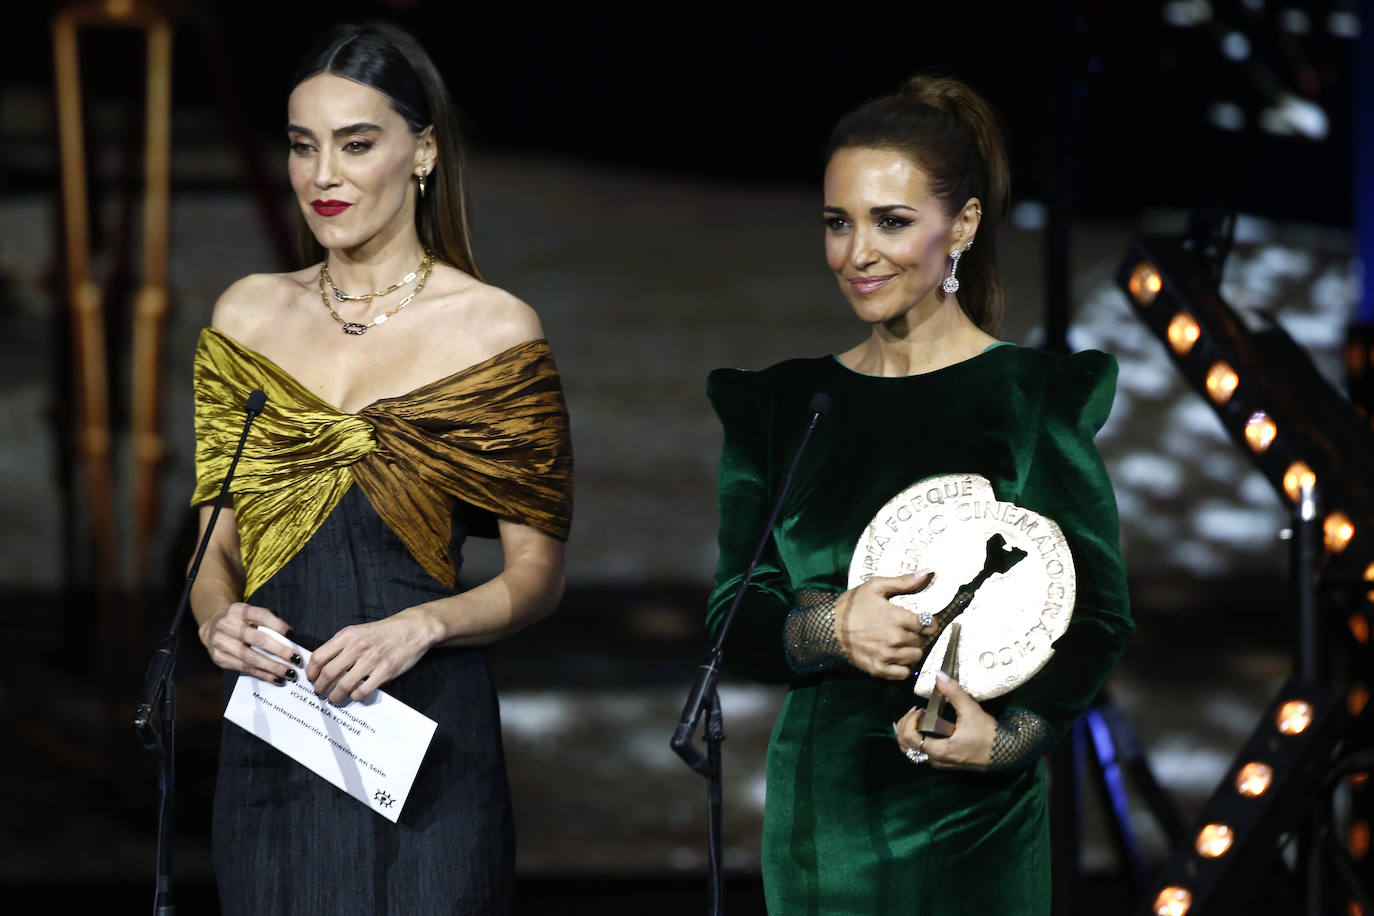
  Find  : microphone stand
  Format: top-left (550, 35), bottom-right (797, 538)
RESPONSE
top-left (1292, 479), bottom-right (1328, 916)
top-left (132, 389), bottom-right (265, 916)
top-left (671, 392), bottom-right (830, 915)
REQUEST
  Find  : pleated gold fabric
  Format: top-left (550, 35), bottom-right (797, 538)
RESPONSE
top-left (192, 328), bottom-right (572, 598)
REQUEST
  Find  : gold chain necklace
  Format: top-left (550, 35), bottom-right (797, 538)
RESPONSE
top-left (321, 249), bottom-right (431, 302)
top-left (317, 249), bottom-right (435, 335)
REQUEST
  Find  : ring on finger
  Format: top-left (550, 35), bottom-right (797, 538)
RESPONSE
top-left (903, 745), bottom-right (930, 765)
top-left (917, 611), bottom-right (934, 628)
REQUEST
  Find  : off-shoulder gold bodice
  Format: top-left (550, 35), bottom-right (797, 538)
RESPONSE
top-left (191, 328), bottom-right (572, 597)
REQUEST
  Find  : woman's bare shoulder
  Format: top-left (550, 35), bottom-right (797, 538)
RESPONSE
top-left (435, 267), bottom-right (546, 353)
top-left (473, 283), bottom-right (545, 345)
top-left (209, 268), bottom-right (317, 342)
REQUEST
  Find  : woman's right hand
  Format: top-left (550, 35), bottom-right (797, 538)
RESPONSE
top-left (198, 601), bottom-right (301, 684)
top-left (835, 570), bottom-right (936, 680)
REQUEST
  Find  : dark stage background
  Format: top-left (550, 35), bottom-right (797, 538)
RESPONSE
top-left (0, 1), bottom-right (1364, 913)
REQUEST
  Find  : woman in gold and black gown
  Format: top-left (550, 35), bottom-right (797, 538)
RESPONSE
top-left (189, 23), bottom-right (571, 915)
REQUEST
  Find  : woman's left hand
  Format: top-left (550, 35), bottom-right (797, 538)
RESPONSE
top-left (306, 607), bottom-right (440, 704)
top-left (894, 671), bottom-right (997, 771)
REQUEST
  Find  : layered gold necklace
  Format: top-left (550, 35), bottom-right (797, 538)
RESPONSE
top-left (318, 248), bottom-right (435, 335)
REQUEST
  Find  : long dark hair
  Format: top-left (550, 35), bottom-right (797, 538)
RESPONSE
top-left (827, 75), bottom-right (1009, 333)
top-left (290, 22), bottom-right (482, 279)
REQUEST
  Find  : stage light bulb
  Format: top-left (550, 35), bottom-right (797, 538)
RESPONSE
top-left (1154, 886), bottom-right (1192, 916)
top-left (1352, 821), bottom-right (1371, 859)
top-left (1364, 562), bottom-right (1374, 604)
top-left (1205, 362), bottom-right (1239, 403)
top-left (1196, 823), bottom-right (1234, 858)
top-left (1244, 411), bottom-right (1277, 452)
top-left (1235, 762), bottom-right (1273, 797)
top-left (1355, 773), bottom-right (1371, 789)
top-left (1351, 614), bottom-right (1370, 644)
top-left (1129, 262), bottom-right (1163, 306)
top-left (1348, 900), bottom-right (1365, 916)
top-left (1167, 313), bottom-right (1201, 355)
top-left (1277, 700), bottom-right (1315, 735)
top-left (1283, 462), bottom-right (1316, 502)
top-left (1325, 512), bottom-right (1355, 554)
top-left (1351, 684), bottom-right (1370, 716)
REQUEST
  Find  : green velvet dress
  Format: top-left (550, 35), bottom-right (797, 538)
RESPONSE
top-left (706, 344), bottom-right (1133, 916)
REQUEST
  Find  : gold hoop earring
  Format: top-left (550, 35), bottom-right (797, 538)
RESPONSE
top-left (416, 172), bottom-right (427, 198)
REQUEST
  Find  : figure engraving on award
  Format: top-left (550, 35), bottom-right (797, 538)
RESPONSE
top-left (847, 473), bottom-right (1076, 701)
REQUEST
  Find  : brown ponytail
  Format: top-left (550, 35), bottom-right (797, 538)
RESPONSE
top-left (826, 75), bottom-right (1010, 333)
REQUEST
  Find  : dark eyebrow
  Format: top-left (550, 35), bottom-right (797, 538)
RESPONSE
top-left (331, 122), bottom-right (383, 138)
top-left (821, 204), bottom-right (917, 216)
top-left (284, 122), bottom-right (384, 138)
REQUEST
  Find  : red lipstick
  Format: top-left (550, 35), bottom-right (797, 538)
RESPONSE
top-left (311, 199), bottom-right (351, 217)
top-left (848, 274), bottom-right (895, 295)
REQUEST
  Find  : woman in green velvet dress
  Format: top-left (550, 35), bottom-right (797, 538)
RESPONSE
top-left (706, 76), bottom-right (1132, 914)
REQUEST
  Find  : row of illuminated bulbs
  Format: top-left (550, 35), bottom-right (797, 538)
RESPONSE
top-left (1129, 262), bottom-right (1374, 915)
top-left (1128, 262), bottom-right (1357, 555)
top-left (1152, 696), bottom-right (1368, 916)
top-left (1153, 631), bottom-right (1374, 916)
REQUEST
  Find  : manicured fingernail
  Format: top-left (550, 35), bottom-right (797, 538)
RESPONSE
top-left (284, 668), bottom-right (297, 680)
top-left (274, 676), bottom-right (285, 685)
top-left (290, 653), bottom-right (304, 667)
top-left (935, 671), bottom-right (950, 684)
top-left (914, 568), bottom-right (932, 578)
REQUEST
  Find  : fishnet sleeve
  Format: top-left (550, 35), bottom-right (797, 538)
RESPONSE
top-left (782, 589), bottom-right (848, 676)
top-left (986, 707), bottom-right (1052, 772)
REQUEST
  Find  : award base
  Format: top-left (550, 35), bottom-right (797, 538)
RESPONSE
top-left (919, 621), bottom-right (960, 738)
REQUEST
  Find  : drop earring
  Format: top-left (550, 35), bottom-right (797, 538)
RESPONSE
top-left (942, 248), bottom-right (963, 294)
top-left (416, 171), bottom-right (427, 198)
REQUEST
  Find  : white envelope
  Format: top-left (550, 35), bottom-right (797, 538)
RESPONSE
top-left (223, 627), bottom-right (438, 823)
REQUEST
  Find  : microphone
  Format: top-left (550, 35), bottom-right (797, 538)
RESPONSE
top-left (714, 388), bottom-right (832, 653)
top-left (672, 391), bottom-right (833, 772)
top-left (245, 388), bottom-right (267, 418)
top-left (808, 391), bottom-right (831, 419)
top-left (669, 389), bottom-right (833, 915)
top-left (133, 389), bottom-right (268, 736)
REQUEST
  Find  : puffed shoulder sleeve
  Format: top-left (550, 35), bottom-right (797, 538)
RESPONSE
top-left (1004, 350), bottom-right (1133, 749)
top-left (705, 368), bottom-right (797, 684)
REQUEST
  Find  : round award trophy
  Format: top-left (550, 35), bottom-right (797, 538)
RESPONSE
top-left (848, 473), bottom-right (1076, 702)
